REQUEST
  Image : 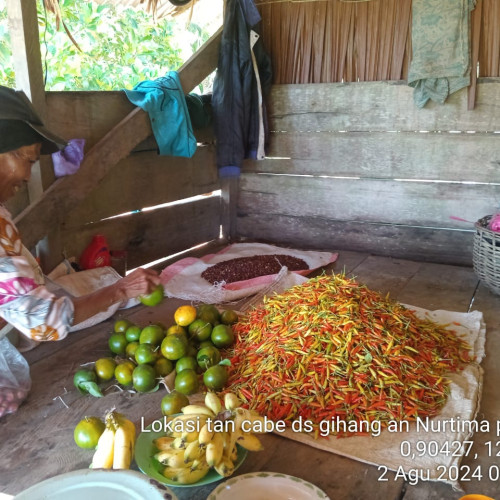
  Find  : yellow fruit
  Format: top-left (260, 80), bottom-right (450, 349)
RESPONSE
top-left (174, 305), bottom-right (197, 327)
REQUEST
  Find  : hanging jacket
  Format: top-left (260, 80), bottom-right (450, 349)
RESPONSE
top-left (212, 0), bottom-right (272, 177)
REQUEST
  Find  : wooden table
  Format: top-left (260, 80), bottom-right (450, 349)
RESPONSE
top-left (1, 250), bottom-right (499, 500)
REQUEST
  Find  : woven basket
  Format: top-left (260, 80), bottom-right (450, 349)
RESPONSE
top-left (472, 215), bottom-right (500, 295)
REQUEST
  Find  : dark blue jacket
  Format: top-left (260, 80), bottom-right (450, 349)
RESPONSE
top-left (212, 0), bottom-right (272, 177)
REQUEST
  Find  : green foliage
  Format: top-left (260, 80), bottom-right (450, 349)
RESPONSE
top-left (0, 0), bottom-right (212, 91)
top-left (0, 2), bottom-right (15, 87)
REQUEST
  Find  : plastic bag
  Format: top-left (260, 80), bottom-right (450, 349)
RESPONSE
top-left (0, 336), bottom-right (31, 418)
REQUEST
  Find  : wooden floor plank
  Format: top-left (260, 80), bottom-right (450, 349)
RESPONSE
top-left (342, 254), bottom-right (423, 297)
top-left (394, 262), bottom-right (479, 312)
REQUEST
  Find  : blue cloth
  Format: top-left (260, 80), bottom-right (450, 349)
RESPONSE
top-left (124, 71), bottom-right (197, 157)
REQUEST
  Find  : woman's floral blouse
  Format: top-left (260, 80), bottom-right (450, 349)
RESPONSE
top-left (0, 206), bottom-right (73, 341)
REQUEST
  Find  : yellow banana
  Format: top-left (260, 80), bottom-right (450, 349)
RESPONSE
top-left (91, 426), bottom-right (115, 469)
top-left (198, 422), bottom-right (215, 447)
top-left (232, 409), bottom-right (245, 434)
top-left (183, 439), bottom-right (204, 463)
top-left (234, 407), bottom-right (267, 434)
top-left (221, 429), bottom-right (232, 454)
top-left (236, 432), bottom-right (263, 451)
top-left (170, 437), bottom-right (187, 449)
top-left (168, 415), bottom-right (208, 439)
top-left (155, 449), bottom-right (189, 468)
top-left (181, 405), bottom-right (215, 418)
top-left (205, 392), bottom-right (222, 415)
top-left (168, 413), bottom-right (209, 426)
top-left (206, 431), bottom-right (225, 467)
top-left (171, 462), bottom-right (210, 484)
top-left (153, 436), bottom-right (177, 450)
top-left (102, 412), bottom-right (135, 470)
top-left (112, 422), bottom-right (134, 469)
top-left (191, 457), bottom-right (208, 471)
top-left (157, 436), bottom-right (186, 449)
top-left (230, 444), bottom-right (238, 462)
top-left (224, 392), bottom-right (241, 411)
top-left (181, 429), bottom-right (201, 443)
top-left (223, 430), bottom-right (237, 462)
top-left (162, 466), bottom-right (189, 481)
top-left (214, 456), bottom-right (235, 478)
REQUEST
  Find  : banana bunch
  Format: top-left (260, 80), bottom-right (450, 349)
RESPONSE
top-left (152, 392), bottom-right (267, 485)
top-left (91, 410), bottom-right (136, 470)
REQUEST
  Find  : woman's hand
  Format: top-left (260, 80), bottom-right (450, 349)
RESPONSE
top-left (115, 268), bottom-right (161, 301)
top-left (72, 267), bottom-right (162, 325)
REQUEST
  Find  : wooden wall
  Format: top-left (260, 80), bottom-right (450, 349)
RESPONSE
top-left (236, 79), bottom-right (500, 266)
top-left (40, 91), bottom-right (221, 272)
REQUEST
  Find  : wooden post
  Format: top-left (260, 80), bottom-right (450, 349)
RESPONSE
top-left (6, 0), bottom-right (55, 201)
top-left (220, 176), bottom-right (239, 242)
top-left (6, 0), bottom-right (60, 271)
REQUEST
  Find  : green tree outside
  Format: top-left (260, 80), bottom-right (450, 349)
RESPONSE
top-left (0, 0), bottom-right (213, 92)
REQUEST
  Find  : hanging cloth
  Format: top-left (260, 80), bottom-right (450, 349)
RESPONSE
top-left (124, 71), bottom-right (197, 157)
top-left (212, 0), bottom-right (272, 177)
top-left (408, 0), bottom-right (476, 108)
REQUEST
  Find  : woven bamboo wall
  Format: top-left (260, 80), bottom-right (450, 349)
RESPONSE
top-left (256, 0), bottom-right (499, 85)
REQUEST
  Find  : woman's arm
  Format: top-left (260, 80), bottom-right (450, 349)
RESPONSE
top-left (71, 267), bottom-right (161, 325)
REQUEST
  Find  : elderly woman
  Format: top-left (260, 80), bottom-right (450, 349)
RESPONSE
top-left (0, 85), bottom-right (161, 341)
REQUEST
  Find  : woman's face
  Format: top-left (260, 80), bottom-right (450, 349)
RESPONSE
top-left (0, 143), bottom-right (41, 202)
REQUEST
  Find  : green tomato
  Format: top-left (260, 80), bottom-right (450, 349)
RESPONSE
top-left (139, 284), bottom-right (164, 307)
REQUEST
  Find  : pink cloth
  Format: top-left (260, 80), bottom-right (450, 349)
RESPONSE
top-left (489, 214), bottom-right (500, 232)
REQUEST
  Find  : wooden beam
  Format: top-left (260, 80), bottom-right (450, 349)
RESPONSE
top-left (15, 27), bottom-right (222, 250)
top-left (6, 0), bottom-right (50, 202)
top-left (6, 0), bottom-right (45, 112)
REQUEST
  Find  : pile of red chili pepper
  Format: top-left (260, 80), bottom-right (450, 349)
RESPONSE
top-left (227, 274), bottom-right (473, 436)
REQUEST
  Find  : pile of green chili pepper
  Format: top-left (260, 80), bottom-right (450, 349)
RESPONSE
top-left (227, 274), bottom-right (473, 436)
